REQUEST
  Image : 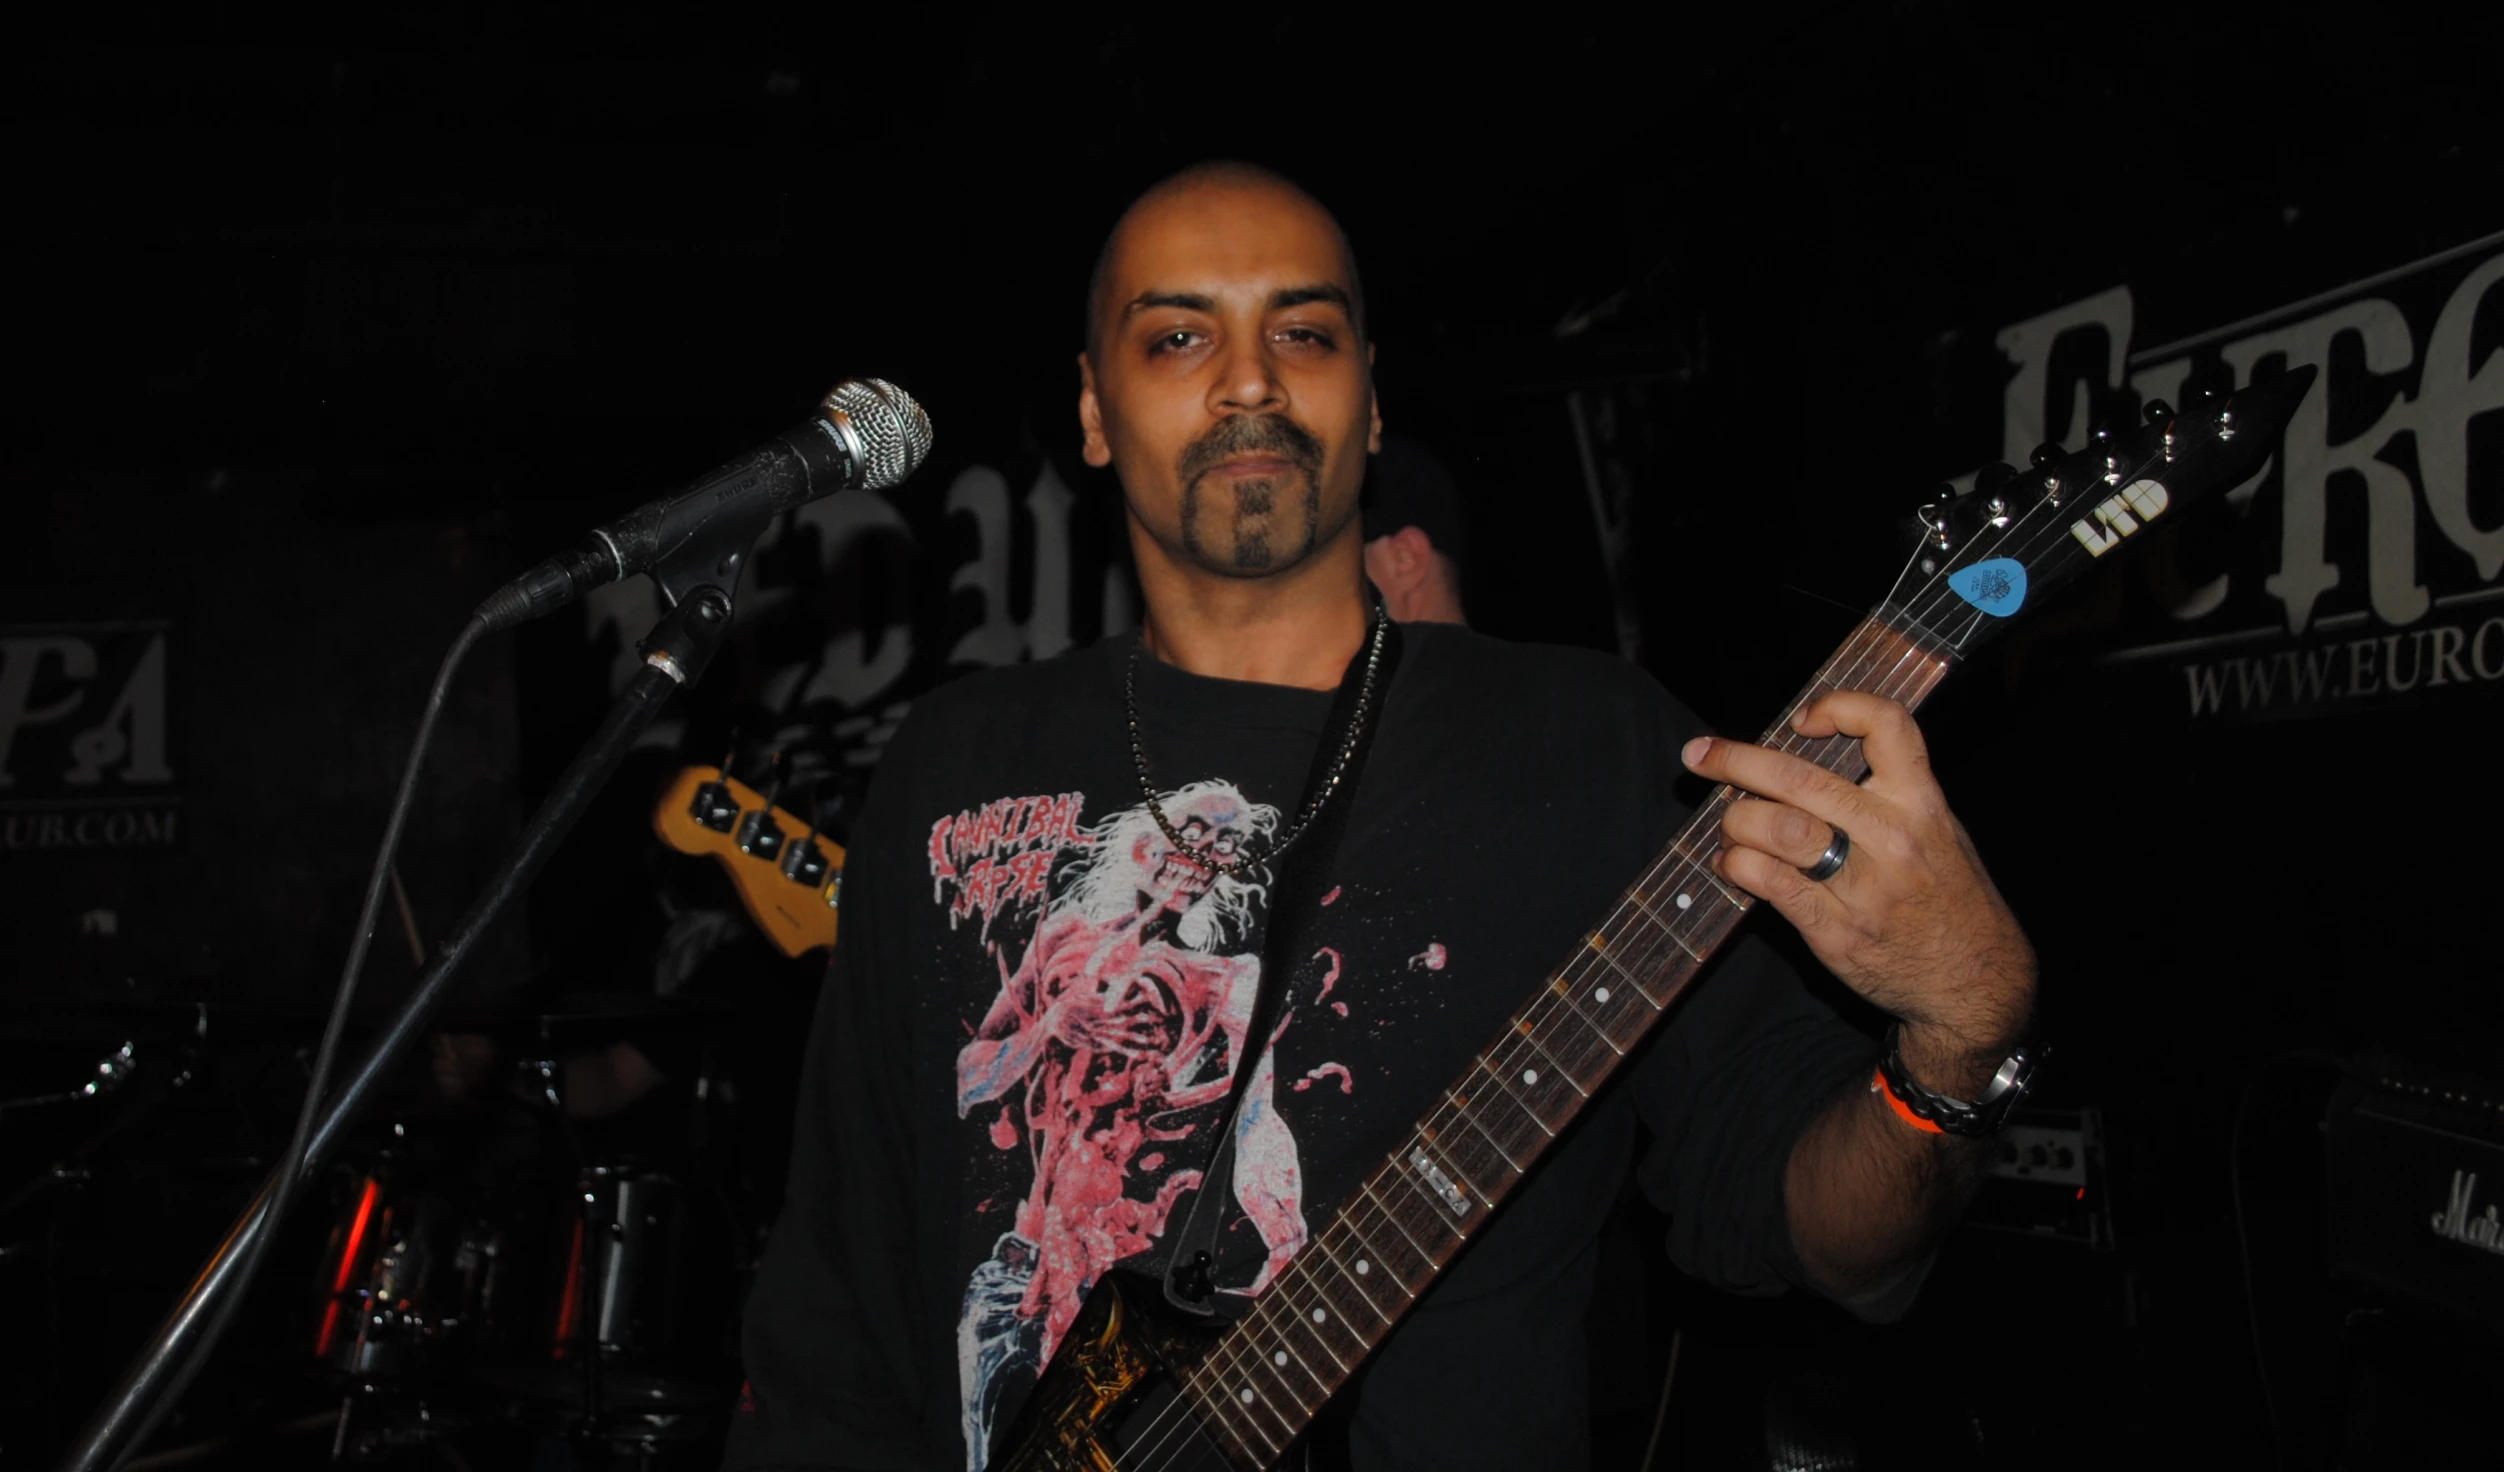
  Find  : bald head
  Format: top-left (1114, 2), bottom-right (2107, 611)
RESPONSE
top-left (1085, 162), bottom-right (1366, 357)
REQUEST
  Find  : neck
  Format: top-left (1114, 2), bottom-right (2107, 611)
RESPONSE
top-left (1132, 520), bottom-right (1371, 690)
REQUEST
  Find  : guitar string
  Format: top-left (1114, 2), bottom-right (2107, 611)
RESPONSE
top-left (1113, 640), bottom-right (1935, 1472)
top-left (1123, 617), bottom-right (1957, 1470)
top-left (1116, 620), bottom-right (1946, 1472)
top-left (1098, 433), bottom-right (2180, 1468)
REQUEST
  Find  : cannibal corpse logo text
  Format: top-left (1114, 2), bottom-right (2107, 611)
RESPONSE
top-left (927, 791), bottom-right (1087, 936)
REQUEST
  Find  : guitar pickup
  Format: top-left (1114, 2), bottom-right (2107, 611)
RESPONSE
top-left (736, 810), bottom-right (784, 860)
top-left (782, 839), bottom-right (830, 887)
top-left (688, 781), bottom-right (741, 833)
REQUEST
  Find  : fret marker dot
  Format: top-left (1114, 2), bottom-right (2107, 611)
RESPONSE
top-left (1595, 987), bottom-right (1612, 1003)
top-left (1312, 1308), bottom-right (1328, 1323)
top-left (1356, 1259), bottom-right (1370, 1275)
top-left (1240, 1387), bottom-right (1255, 1404)
top-left (1522, 1068), bottom-right (1540, 1086)
top-left (1274, 1351), bottom-right (1289, 1366)
top-left (1675, 893), bottom-right (1693, 910)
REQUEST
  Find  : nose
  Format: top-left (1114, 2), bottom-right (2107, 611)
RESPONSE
top-left (1209, 332), bottom-right (1285, 417)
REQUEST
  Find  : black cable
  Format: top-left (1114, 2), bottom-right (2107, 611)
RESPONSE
top-left (110, 611), bottom-right (489, 1463)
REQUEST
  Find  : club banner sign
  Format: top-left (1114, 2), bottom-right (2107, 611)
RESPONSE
top-left (0, 621), bottom-right (181, 853)
top-left (1976, 231), bottom-right (2504, 724)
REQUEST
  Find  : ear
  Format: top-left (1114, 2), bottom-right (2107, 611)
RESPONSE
top-left (1078, 352), bottom-right (1111, 469)
top-left (1366, 341), bottom-right (1383, 455)
top-left (1363, 525), bottom-right (1432, 594)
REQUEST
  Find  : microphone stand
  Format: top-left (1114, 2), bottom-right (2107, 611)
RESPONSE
top-left (58, 516), bottom-right (762, 1472)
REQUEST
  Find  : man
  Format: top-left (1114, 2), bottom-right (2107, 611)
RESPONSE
top-left (727, 162), bottom-right (2033, 1472)
top-left (1359, 434), bottom-right (1469, 626)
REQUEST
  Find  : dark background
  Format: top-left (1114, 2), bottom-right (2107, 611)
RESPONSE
top-left (6, 2), bottom-right (2502, 1467)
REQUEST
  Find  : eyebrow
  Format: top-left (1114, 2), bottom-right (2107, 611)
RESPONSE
top-left (1120, 284), bottom-right (1355, 318)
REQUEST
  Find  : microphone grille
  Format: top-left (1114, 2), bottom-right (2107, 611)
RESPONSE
top-left (821, 378), bottom-right (935, 490)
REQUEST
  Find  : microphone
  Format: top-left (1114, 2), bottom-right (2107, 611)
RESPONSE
top-left (479, 378), bottom-right (934, 631)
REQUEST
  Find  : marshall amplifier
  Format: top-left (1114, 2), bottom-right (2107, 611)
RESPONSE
top-left (2325, 1056), bottom-right (2504, 1328)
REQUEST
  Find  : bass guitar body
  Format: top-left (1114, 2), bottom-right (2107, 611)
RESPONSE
top-left (989, 1273), bottom-right (1245, 1472)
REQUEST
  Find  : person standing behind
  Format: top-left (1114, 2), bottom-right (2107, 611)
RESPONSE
top-left (1358, 433), bottom-right (1468, 626)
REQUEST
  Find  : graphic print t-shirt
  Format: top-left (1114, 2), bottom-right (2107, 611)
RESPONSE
top-left (728, 625), bottom-right (1877, 1472)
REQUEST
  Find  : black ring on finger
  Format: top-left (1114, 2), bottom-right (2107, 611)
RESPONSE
top-left (1801, 825), bottom-right (1850, 882)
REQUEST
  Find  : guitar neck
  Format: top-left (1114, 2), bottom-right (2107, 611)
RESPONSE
top-left (1170, 610), bottom-right (1955, 1468)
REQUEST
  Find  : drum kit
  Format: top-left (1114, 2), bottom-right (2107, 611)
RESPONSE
top-left (4, 988), bottom-right (751, 1469)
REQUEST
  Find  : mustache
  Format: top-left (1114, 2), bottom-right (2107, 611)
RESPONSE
top-left (1176, 413), bottom-right (1325, 484)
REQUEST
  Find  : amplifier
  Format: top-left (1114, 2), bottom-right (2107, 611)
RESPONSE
top-left (2325, 1057), bottom-right (2504, 1328)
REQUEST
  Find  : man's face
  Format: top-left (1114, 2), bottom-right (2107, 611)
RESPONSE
top-left (1079, 179), bottom-right (1379, 580)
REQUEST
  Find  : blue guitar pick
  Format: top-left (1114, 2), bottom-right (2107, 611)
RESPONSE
top-left (1947, 558), bottom-right (2028, 617)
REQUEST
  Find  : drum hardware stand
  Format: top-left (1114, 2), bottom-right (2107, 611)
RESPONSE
top-left (59, 497), bottom-right (772, 1472)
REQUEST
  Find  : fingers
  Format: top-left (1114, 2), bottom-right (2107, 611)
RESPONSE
top-left (1714, 836), bottom-right (1852, 936)
top-left (1788, 692), bottom-right (1934, 784)
top-left (1682, 734), bottom-right (1867, 830)
top-left (1721, 796), bottom-right (1842, 875)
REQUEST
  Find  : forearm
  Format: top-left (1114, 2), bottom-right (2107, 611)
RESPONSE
top-left (1781, 1023), bottom-right (2008, 1303)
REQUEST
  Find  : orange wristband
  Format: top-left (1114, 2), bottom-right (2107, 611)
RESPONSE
top-left (1872, 1065), bottom-right (1946, 1134)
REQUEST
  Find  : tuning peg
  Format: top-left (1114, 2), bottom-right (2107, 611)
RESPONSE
top-left (2142, 399), bottom-right (2175, 425)
top-left (2028, 441), bottom-right (2064, 468)
top-left (1974, 462), bottom-right (2017, 497)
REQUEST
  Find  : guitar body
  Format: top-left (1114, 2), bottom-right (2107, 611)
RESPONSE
top-left (988, 1273), bottom-right (1244, 1472)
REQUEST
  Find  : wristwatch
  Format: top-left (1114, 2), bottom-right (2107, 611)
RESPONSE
top-left (1872, 1023), bottom-right (2039, 1138)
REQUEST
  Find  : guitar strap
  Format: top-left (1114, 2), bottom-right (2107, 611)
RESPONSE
top-left (1162, 612), bottom-right (1404, 1317)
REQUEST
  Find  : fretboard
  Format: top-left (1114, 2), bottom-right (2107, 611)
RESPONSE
top-left (1170, 609), bottom-right (1953, 1468)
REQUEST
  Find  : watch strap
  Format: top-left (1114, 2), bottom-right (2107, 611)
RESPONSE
top-left (1872, 1022), bottom-right (2038, 1138)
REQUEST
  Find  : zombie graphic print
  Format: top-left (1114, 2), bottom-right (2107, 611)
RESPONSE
top-left (937, 780), bottom-right (1320, 1470)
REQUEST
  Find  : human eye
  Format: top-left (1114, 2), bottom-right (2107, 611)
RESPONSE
top-left (1273, 323), bottom-right (1339, 352)
top-left (1145, 327), bottom-right (1204, 357)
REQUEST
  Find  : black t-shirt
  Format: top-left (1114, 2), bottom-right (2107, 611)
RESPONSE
top-left (726, 624), bottom-right (1876, 1472)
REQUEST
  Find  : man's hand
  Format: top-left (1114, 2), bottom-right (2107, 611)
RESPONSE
top-left (1682, 692), bottom-right (2034, 1095)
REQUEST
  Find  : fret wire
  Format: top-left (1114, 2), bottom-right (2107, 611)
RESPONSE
top-left (1337, 1187), bottom-right (1437, 1292)
top-left (1476, 1035), bottom-right (1578, 1127)
top-left (1307, 1227), bottom-right (1404, 1326)
top-left (1479, 1020), bottom-right (1578, 1111)
top-left (1466, 1056), bottom-right (1556, 1136)
top-left (1230, 1302), bottom-right (1334, 1410)
top-left (1426, 1081), bottom-right (1546, 1177)
top-left (1503, 1022), bottom-right (1587, 1098)
top-left (1561, 940), bottom-right (1673, 1012)
top-left (1566, 928), bottom-right (1687, 1011)
top-left (1518, 989), bottom-right (1624, 1086)
top-left (1542, 972), bottom-right (1626, 1056)
top-left (1190, 1333), bottom-right (1300, 1447)
top-left (1318, 1218), bottom-right (1415, 1310)
top-left (1435, 1087), bottom-right (1531, 1172)
top-left (1282, 1233), bottom-right (1394, 1338)
top-left (1229, 1293), bottom-right (1331, 1402)
top-left (1180, 1366), bottom-right (1284, 1465)
top-left (1357, 1174), bottom-right (1448, 1260)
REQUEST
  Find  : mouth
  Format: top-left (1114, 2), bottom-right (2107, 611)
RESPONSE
top-left (1214, 453), bottom-right (1298, 475)
top-left (1152, 852), bottom-right (1217, 899)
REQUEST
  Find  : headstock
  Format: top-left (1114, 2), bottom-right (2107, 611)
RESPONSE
top-left (1884, 365), bottom-right (2317, 656)
top-left (653, 764), bottom-right (843, 958)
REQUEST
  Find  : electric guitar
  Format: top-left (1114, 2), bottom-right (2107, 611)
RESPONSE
top-left (652, 765), bottom-right (844, 957)
top-left (991, 368), bottom-right (2318, 1471)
